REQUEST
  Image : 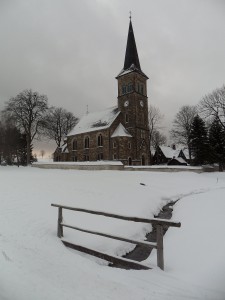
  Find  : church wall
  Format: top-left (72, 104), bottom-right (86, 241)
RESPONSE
top-left (111, 136), bottom-right (133, 165)
top-left (67, 129), bottom-right (110, 161)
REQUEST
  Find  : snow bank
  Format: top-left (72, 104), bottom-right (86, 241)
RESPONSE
top-left (0, 167), bottom-right (225, 299)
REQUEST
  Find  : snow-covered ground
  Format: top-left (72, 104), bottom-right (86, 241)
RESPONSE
top-left (0, 166), bottom-right (225, 300)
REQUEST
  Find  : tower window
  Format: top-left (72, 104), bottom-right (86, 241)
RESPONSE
top-left (128, 142), bottom-right (131, 149)
top-left (127, 83), bottom-right (133, 93)
top-left (125, 114), bottom-right (129, 123)
top-left (84, 136), bottom-right (90, 149)
top-left (141, 84), bottom-right (144, 95)
top-left (113, 154), bottom-right (117, 160)
top-left (113, 142), bottom-right (116, 148)
top-left (97, 134), bottom-right (103, 147)
top-left (122, 85), bottom-right (126, 94)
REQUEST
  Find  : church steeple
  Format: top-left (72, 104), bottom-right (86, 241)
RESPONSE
top-left (116, 19), bottom-right (148, 79)
top-left (123, 20), bottom-right (141, 70)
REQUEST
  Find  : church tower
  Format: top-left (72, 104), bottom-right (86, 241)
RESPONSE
top-left (116, 19), bottom-right (150, 165)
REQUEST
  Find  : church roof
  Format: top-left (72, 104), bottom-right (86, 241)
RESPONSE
top-left (116, 20), bottom-right (148, 79)
top-left (67, 106), bottom-right (120, 136)
top-left (111, 123), bottom-right (132, 138)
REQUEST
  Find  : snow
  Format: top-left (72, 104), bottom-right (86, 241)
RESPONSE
top-left (68, 106), bottom-right (120, 136)
top-left (1, 167), bottom-right (225, 300)
top-left (160, 146), bottom-right (179, 159)
top-left (111, 123), bottom-right (132, 138)
top-left (34, 160), bottom-right (123, 165)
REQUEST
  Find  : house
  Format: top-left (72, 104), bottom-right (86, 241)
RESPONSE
top-left (54, 19), bottom-right (150, 165)
top-left (167, 157), bottom-right (188, 166)
top-left (153, 146), bottom-right (187, 165)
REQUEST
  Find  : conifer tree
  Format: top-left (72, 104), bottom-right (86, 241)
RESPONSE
top-left (190, 115), bottom-right (209, 165)
top-left (208, 117), bottom-right (225, 170)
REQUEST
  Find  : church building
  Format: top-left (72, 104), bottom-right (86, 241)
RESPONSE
top-left (54, 19), bottom-right (150, 165)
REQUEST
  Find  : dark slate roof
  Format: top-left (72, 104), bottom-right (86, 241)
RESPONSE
top-left (124, 20), bottom-right (141, 70)
top-left (116, 20), bottom-right (148, 79)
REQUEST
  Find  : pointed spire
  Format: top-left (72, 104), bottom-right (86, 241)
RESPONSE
top-left (123, 19), bottom-right (141, 70)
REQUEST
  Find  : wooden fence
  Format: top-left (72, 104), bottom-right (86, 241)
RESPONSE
top-left (51, 203), bottom-right (181, 270)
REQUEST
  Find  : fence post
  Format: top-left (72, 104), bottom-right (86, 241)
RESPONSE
top-left (156, 224), bottom-right (164, 270)
top-left (57, 207), bottom-right (63, 238)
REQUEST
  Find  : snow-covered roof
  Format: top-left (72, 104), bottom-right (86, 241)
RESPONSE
top-left (68, 107), bottom-right (120, 136)
top-left (111, 123), bottom-right (132, 138)
top-left (159, 146), bottom-right (178, 159)
top-left (182, 148), bottom-right (190, 160)
top-left (116, 64), bottom-right (148, 79)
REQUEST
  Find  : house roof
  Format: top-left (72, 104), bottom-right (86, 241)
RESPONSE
top-left (111, 123), bottom-right (132, 138)
top-left (159, 146), bottom-right (178, 159)
top-left (67, 107), bottom-right (120, 136)
top-left (168, 157), bottom-right (187, 165)
top-left (182, 148), bottom-right (191, 160)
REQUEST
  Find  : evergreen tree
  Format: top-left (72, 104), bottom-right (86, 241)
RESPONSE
top-left (208, 117), bottom-right (225, 170)
top-left (190, 115), bottom-right (210, 165)
top-left (0, 119), bottom-right (31, 166)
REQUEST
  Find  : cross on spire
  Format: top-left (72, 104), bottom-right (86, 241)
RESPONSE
top-left (129, 11), bottom-right (132, 20)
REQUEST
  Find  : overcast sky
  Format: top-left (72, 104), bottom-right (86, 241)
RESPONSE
top-left (0, 0), bottom-right (225, 154)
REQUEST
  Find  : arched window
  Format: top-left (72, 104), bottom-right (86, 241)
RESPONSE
top-left (97, 134), bottom-right (103, 147)
top-left (84, 136), bottom-right (89, 149)
top-left (122, 85), bottom-right (126, 95)
top-left (72, 139), bottom-right (77, 151)
top-left (127, 83), bottom-right (133, 93)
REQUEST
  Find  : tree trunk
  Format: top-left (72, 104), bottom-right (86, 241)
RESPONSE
top-left (26, 134), bottom-right (31, 165)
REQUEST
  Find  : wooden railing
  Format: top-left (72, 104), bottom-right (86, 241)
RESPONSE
top-left (51, 203), bottom-right (181, 270)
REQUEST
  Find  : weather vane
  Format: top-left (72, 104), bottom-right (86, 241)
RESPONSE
top-left (129, 11), bottom-right (132, 20)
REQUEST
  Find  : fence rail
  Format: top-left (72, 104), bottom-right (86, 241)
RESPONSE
top-left (51, 203), bottom-right (181, 270)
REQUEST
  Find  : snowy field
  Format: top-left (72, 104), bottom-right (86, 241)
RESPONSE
top-left (0, 166), bottom-right (225, 300)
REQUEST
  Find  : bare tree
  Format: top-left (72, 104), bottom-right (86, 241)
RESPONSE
top-left (40, 150), bottom-right (45, 158)
top-left (171, 105), bottom-right (197, 159)
top-left (3, 89), bottom-right (48, 165)
top-left (199, 85), bottom-right (225, 129)
top-left (42, 107), bottom-right (78, 147)
top-left (152, 130), bottom-right (167, 149)
top-left (148, 105), bottom-right (164, 142)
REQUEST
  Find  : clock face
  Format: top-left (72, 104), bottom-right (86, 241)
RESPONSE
top-left (124, 100), bottom-right (129, 107)
top-left (140, 100), bottom-right (144, 107)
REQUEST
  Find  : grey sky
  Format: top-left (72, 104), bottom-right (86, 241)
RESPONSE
top-left (0, 0), bottom-right (225, 154)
